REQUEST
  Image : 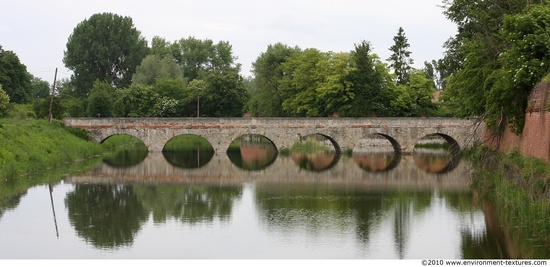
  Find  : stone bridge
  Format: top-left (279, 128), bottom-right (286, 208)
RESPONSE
top-left (63, 117), bottom-right (483, 154)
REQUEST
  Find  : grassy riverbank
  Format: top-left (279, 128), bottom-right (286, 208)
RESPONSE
top-left (0, 118), bottom-right (103, 179)
top-left (469, 147), bottom-right (550, 256)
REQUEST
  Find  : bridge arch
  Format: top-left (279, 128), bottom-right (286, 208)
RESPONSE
top-left (412, 133), bottom-right (462, 173)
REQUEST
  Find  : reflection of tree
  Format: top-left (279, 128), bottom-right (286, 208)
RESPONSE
top-left (133, 185), bottom-right (242, 224)
top-left (163, 149), bottom-right (214, 169)
top-left (103, 149), bottom-right (148, 168)
top-left (65, 185), bottom-right (147, 249)
top-left (352, 191), bottom-right (391, 243)
top-left (255, 184), bottom-right (355, 230)
top-left (255, 185), bottom-right (444, 256)
top-left (0, 193), bottom-right (24, 220)
top-left (255, 184), bottom-right (397, 242)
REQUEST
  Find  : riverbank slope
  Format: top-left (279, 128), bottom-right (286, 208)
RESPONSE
top-left (0, 118), bottom-right (103, 179)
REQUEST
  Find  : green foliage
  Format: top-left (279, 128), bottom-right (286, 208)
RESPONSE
top-left (489, 4), bottom-right (550, 133)
top-left (32, 97), bottom-right (65, 120)
top-left (132, 55), bottom-right (185, 85)
top-left (470, 148), bottom-right (550, 250)
top-left (0, 119), bottom-right (103, 179)
top-left (291, 139), bottom-right (330, 154)
top-left (248, 43), bottom-right (301, 116)
top-left (0, 45), bottom-right (32, 103)
top-left (279, 48), bottom-right (327, 116)
top-left (30, 76), bottom-right (51, 99)
top-left (87, 81), bottom-right (114, 117)
top-left (60, 97), bottom-right (87, 117)
top-left (0, 85), bottom-right (9, 117)
top-left (152, 36), bottom-right (240, 81)
top-left (345, 41), bottom-right (396, 117)
top-left (113, 83), bottom-right (160, 117)
top-left (279, 49), bottom-right (356, 117)
top-left (441, 1), bottom-right (550, 134)
top-left (200, 70), bottom-right (249, 117)
top-left (147, 36), bottom-right (247, 117)
top-left (7, 103), bottom-right (36, 119)
top-left (163, 134), bottom-right (213, 152)
top-left (63, 12), bottom-right (149, 96)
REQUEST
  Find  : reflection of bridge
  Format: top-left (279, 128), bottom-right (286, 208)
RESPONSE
top-left (65, 152), bottom-right (473, 191)
top-left (63, 117), bottom-right (483, 154)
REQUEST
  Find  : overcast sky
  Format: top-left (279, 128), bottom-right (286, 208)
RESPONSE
top-left (1, 0), bottom-right (457, 83)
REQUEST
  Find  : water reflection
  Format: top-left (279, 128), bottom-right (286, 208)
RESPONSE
top-left (134, 185), bottom-right (242, 224)
top-left (162, 134), bottom-right (215, 169)
top-left (289, 151), bottom-right (340, 172)
top-left (227, 135), bottom-right (277, 170)
top-left (1, 150), bottom-right (547, 259)
top-left (353, 152), bottom-right (401, 172)
top-left (102, 134), bottom-right (149, 168)
top-left (413, 148), bottom-right (459, 174)
top-left (65, 184), bottom-right (147, 249)
top-left (163, 149), bottom-right (215, 169)
top-left (104, 149), bottom-right (148, 168)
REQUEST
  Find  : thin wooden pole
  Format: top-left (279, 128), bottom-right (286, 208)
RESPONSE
top-left (48, 68), bottom-right (58, 123)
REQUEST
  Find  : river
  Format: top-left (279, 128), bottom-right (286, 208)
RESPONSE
top-left (0, 142), bottom-right (540, 259)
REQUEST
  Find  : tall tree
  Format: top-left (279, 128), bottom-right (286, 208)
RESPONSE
top-left (132, 55), bottom-right (185, 85)
top-left (0, 45), bottom-right (32, 103)
top-left (248, 43), bottom-right (301, 116)
top-left (279, 48), bottom-right (329, 117)
top-left (152, 36), bottom-right (240, 82)
top-left (346, 40), bottom-right (395, 117)
top-left (391, 69), bottom-right (438, 116)
top-left (30, 76), bottom-right (51, 99)
top-left (440, 0), bottom-right (536, 133)
top-left (87, 81), bottom-right (114, 117)
top-left (63, 13), bottom-right (149, 97)
top-left (200, 69), bottom-right (249, 117)
top-left (387, 27), bottom-right (414, 86)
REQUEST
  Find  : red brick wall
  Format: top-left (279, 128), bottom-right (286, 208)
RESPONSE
top-left (482, 81), bottom-right (550, 161)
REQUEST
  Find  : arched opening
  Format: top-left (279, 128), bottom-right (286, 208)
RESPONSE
top-left (352, 133), bottom-right (401, 172)
top-left (162, 134), bottom-right (215, 169)
top-left (101, 134), bottom-right (148, 168)
top-left (413, 133), bottom-right (461, 173)
top-left (227, 134), bottom-right (278, 170)
top-left (288, 133), bottom-right (340, 172)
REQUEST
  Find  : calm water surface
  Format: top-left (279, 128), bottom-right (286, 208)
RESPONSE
top-left (0, 146), bottom-right (526, 259)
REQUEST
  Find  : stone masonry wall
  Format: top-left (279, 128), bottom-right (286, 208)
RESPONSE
top-left (482, 81), bottom-right (550, 161)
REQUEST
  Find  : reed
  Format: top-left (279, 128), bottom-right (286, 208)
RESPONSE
top-left (470, 147), bottom-right (550, 255)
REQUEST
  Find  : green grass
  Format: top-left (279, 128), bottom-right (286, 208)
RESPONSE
top-left (163, 134), bottom-right (213, 152)
top-left (469, 147), bottom-right (550, 257)
top-left (0, 118), bottom-right (103, 179)
top-left (101, 134), bottom-right (148, 152)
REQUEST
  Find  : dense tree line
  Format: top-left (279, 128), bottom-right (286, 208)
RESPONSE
top-left (4, 2), bottom-right (550, 123)
top-left (0, 12), bottom-right (442, 119)
top-left (441, 0), bottom-right (550, 134)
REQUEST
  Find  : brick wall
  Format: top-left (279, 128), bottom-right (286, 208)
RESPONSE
top-left (483, 81), bottom-right (550, 161)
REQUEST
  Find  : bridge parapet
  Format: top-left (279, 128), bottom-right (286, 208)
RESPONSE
top-left (63, 117), bottom-right (483, 154)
